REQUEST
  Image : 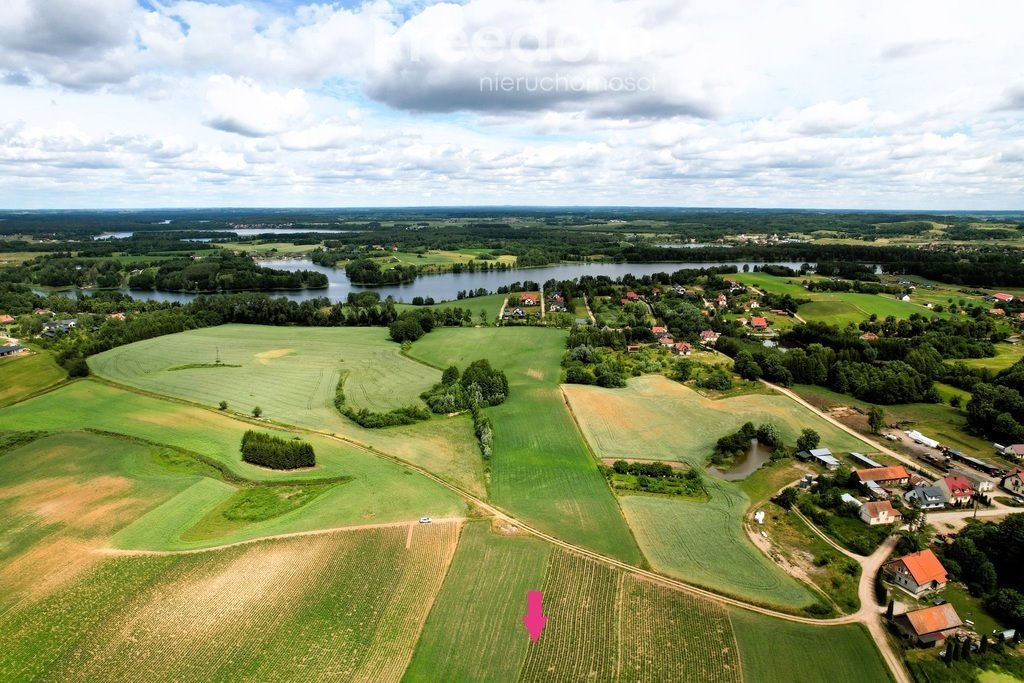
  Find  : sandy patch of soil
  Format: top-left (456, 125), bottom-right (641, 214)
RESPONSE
top-left (254, 348), bottom-right (294, 364)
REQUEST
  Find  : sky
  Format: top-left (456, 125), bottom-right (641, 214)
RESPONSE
top-left (0, 0), bottom-right (1022, 209)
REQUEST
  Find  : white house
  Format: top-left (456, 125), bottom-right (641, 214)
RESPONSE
top-left (860, 501), bottom-right (902, 525)
top-left (883, 549), bottom-right (948, 596)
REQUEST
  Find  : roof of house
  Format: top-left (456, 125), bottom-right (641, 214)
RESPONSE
top-left (863, 501), bottom-right (900, 518)
top-left (994, 293), bottom-right (1014, 301)
top-left (652, 326), bottom-right (667, 334)
top-left (674, 342), bottom-right (692, 350)
top-left (890, 549), bottom-right (948, 586)
top-left (841, 493), bottom-right (863, 507)
top-left (0, 314), bottom-right (14, 323)
top-left (700, 330), bottom-right (719, 338)
top-left (0, 345), bottom-right (25, 353)
top-left (902, 604), bottom-right (961, 636)
top-left (906, 485), bottom-right (945, 502)
top-left (990, 309), bottom-right (1006, 316)
top-left (1007, 445), bottom-right (1024, 455)
top-left (861, 332), bottom-right (879, 341)
top-left (809, 448), bottom-right (833, 457)
top-left (856, 465), bottom-right (909, 482)
top-left (751, 316), bottom-right (768, 327)
top-left (942, 475), bottom-right (974, 494)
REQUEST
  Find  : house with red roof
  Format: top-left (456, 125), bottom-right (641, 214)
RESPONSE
top-left (625, 291), bottom-right (641, 301)
top-left (894, 604), bottom-right (962, 646)
top-left (519, 293), bottom-right (540, 306)
top-left (883, 549), bottom-right (948, 596)
top-left (699, 330), bottom-right (720, 346)
top-left (859, 500), bottom-right (902, 525)
top-left (0, 314), bottom-right (14, 325)
top-left (715, 294), bottom-right (727, 307)
top-left (658, 335), bottom-right (675, 347)
top-left (994, 293), bottom-right (1015, 303)
top-left (936, 475), bottom-right (975, 505)
top-left (854, 466), bottom-right (910, 486)
top-left (750, 316), bottom-right (768, 330)
top-left (1001, 468), bottom-right (1024, 496)
top-left (990, 308), bottom-right (1006, 316)
top-left (651, 326), bottom-right (669, 338)
top-left (672, 342), bottom-right (693, 356)
top-left (860, 332), bottom-right (879, 342)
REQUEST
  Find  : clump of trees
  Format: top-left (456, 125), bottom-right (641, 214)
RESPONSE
top-left (602, 460), bottom-right (706, 498)
top-left (422, 360), bottom-right (509, 414)
top-left (345, 258), bottom-right (418, 285)
top-left (241, 430), bottom-right (315, 470)
top-left (712, 421), bottom-right (781, 465)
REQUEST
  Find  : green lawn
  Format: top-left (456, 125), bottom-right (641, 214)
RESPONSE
top-left (394, 293), bottom-right (507, 322)
top-left (87, 324), bottom-right (486, 498)
top-left (619, 493), bottom-right (815, 608)
top-left (403, 522), bottom-right (551, 683)
top-left (0, 381), bottom-right (465, 550)
top-left (0, 352), bottom-right (66, 407)
top-left (959, 344), bottom-right (1024, 372)
top-left (408, 327), bottom-right (642, 564)
top-left (730, 610), bottom-right (894, 683)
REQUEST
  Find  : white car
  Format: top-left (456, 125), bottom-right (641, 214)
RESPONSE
top-left (419, 517), bottom-right (432, 524)
top-left (884, 434), bottom-right (899, 441)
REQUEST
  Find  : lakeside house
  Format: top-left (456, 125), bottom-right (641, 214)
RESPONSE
top-left (894, 604), bottom-right (962, 647)
top-left (859, 500), bottom-right (902, 525)
top-left (883, 550), bottom-right (948, 596)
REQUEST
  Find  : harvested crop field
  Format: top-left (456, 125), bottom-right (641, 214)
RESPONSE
top-left (0, 523), bottom-right (461, 683)
top-left (0, 352), bottom-right (66, 407)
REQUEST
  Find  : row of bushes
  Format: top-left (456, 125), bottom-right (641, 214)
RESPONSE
top-left (241, 430), bottom-right (315, 470)
top-left (471, 404), bottom-right (493, 459)
top-left (333, 373), bottom-right (430, 428)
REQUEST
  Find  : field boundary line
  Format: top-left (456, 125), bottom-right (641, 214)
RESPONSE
top-left (99, 517), bottom-right (466, 556)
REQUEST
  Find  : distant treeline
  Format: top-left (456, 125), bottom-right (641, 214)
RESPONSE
top-left (241, 430), bottom-right (315, 470)
top-left (128, 253), bottom-right (327, 292)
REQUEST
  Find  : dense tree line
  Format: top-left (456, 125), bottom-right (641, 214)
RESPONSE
top-left (332, 374), bottom-right (430, 428)
top-left (241, 430), bottom-right (315, 469)
top-left (935, 515), bottom-right (1024, 629)
top-left (966, 359), bottom-right (1024, 443)
top-left (421, 361), bottom-right (509, 413)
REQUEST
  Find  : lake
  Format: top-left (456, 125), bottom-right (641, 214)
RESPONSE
top-left (61, 258), bottom-right (809, 305)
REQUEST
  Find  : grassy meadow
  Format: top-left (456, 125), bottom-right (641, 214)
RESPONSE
top-left (730, 610), bottom-right (894, 683)
top-left (87, 324), bottom-right (486, 497)
top-left (0, 352), bottom-right (66, 407)
top-left (409, 327), bottom-right (642, 564)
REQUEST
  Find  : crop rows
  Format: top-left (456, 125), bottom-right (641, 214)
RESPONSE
top-left (0, 525), bottom-right (460, 682)
top-left (618, 575), bottom-right (741, 683)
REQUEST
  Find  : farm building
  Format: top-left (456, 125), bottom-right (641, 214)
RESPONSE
top-left (0, 344), bottom-right (26, 358)
top-left (864, 480), bottom-right (889, 499)
top-left (883, 549), bottom-right (948, 596)
top-left (936, 476), bottom-right (975, 506)
top-left (854, 466), bottom-right (910, 486)
top-left (907, 430), bottom-right (940, 449)
top-left (903, 486), bottom-right (946, 510)
top-left (809, 448), bottom-right (840, 469)
top-left (894, 604), bottom-right (962, 647)
top-left (850, 452), bottom-right (883, 468)
top-left (859, 501), bottom-right (901, 525)
top-left (1002, 469), bottom-right (1024, 495)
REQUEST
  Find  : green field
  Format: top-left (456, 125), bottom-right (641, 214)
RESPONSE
top-left (408, 327), bottom-right (642, 564)
top-left (730, 610), bottom-right (894, 683)
top-left (0, 382), bottom-right (465, 549)
top-left (563, 375), bottom-right (871, 609)
top-left (86, 324), bottom-right (486, 498)
top-left (394, 293), bottom-right (507, 322)
top-left (620, 494), bottom-right (815, 608)
top-left (403, 522), bottom-right (551, 682)
top-left (0, 352), bottom-right (66, 406)
top-left (90, 324), bottom-right (438, 415)
top-left (0, 524), bottom-right (461, 682)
